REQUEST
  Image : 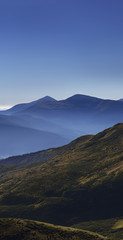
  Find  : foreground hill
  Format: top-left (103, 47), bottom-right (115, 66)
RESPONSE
top-left (0, 124), bottom-right (123, 238)
top-left (0, 94), bottom-right (123, 158)
top-left (0, 218), bottom-right (107, 240)
top-left (0, 134), bottom-right (92, 166)
top-left (72, 217), bottom-right (123, 240)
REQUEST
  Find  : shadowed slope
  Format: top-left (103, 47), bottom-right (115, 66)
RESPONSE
top-left (0, 218), bottom-right (107, 240)
top-left (0, 135), bottom-right (92, 165)
top-left (0, 124), bottom-right (122, 227)
top-left (72, 217), bottom-right (123, 240)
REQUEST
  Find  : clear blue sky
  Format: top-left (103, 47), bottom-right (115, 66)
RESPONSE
top-left (0, 0), bottom-right (123, 107)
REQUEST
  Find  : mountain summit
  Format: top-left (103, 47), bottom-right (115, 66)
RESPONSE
top-left (0, 94), bottom-right (123, 158)
top-left (6, 96), bottom-right (56, 114)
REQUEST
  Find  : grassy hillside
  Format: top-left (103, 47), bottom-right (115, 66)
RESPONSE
top-left (0, 124), bottom-right (122, 237)
top-left (0, 134), bottom-right (92, 165)
top-left (0, 218), bottom-right (107, 240)
top-left (72, 217), bottom-right (123, 240)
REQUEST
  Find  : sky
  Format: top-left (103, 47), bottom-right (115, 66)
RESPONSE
top-left (0, 0), bottom-right (123, 108)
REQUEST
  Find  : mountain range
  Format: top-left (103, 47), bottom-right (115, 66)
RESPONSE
top-left (0, 94), bottom-right (123, 158)
top-left (0, 123), bottom-right (123, 239)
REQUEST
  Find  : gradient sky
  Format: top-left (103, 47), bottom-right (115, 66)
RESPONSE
top-left (0, 0), bottom-right (123, 107)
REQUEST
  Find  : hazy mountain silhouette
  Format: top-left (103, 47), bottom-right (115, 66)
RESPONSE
top-left (14, 94), bottom-right (123, 135)
top-left (5, 96), bottom-right (56, 114)
top-left (0, 94), bottom-right (123, 158)
top-left (0, 115), bottom-right (68, 159)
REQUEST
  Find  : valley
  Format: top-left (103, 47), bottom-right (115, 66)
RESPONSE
top-left (0, 123), bottom-right (123, 239)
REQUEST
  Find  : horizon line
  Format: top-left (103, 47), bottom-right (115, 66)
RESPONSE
top-left (0, 93), bottom-right (122, 111)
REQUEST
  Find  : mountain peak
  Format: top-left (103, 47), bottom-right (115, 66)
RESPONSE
top-left (64, 94), bottom-right (100, 103)
top-left (37, 96), bottom-right (56, 102)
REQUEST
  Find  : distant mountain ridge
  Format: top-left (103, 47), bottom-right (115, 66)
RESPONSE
top-left (5, 96), bottom-right (56, 114)
top-left (8, 94), bottom-right (123, 117)
top-left (0, 94), bottom-right (123, 158)
top-left (4, 94), bottom-right (123, 114)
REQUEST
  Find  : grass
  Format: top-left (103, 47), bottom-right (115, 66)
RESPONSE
top-left (72, 217), bottom-right (123, 240)
top-left (0, 218), bottom-right (108, 240)
top-left (113, 220), bottom-right (123, 230)
top-left (0, 123), bottom-right (123, 239)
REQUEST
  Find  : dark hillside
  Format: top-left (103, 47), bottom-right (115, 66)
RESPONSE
top-left (0, 218), bottom-right (107, 240)
top-left (0, 124), bottom-right (122, 228)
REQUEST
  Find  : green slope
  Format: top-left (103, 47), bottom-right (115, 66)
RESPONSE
top-left (0, 124), bottom-right (122, 237)
top-left (72, 217), bottom-right (123, 240)
top-left (0, 218), bottom-right (107, 240)
top-left (0, 134), bottom-right (92, 166)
